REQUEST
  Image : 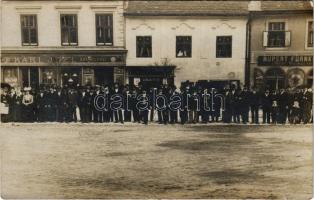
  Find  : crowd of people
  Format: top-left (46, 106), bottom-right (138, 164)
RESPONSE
top-left (0, 82), bottom-right (313, 125)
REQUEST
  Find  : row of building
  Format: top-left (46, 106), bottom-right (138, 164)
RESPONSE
top-left (1, 0), bottom-right (313, 90)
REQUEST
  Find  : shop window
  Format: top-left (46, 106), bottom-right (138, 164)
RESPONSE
top-left (264, 22), bottom-right (290, 48)
top-left (21, 15), bottom-right (38, 46)
top-left (176, 36), bottom-right (192, 57)
top-left (61, 14), bottom-right (78, 46)
top-left (96, 14), bottom-right (113, 46)
top-left (42, 68), bottom-right (57, 85)
top-left (254, 68), bottom-right (264, 89)
top-left (216, 36), bottom-right (232, 58)
top-left (265, 68), bottom-right (285, 90)
top-left (287, 68), bottom-right (305, 88)
top-left (2, 67), bottom-right (18, 87)
top-left (136, 36), bottom-right (152, 58)
top-left (308, 21), bottom-right (313, 47)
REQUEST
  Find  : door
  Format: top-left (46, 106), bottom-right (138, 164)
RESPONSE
top-left (94, 68), bottom-right (114, 86)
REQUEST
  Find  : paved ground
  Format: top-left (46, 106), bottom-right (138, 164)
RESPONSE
top-left (0, 123), bottom-right (312, 199)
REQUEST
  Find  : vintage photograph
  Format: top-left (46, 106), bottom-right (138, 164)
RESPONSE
top-left (0, 0), bottom-right (313, 199)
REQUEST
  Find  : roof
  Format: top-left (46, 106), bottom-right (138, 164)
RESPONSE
top-left (125, 1), bottom-right (250, 16)
top-left (261, 1), bottom-right (313, 11)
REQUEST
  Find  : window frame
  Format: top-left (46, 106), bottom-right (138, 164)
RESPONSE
top-left (20, 14), bottom-right (38, 46)
top-left (176, 36), bottom-right (192, 58)
top-left (136, 36), bottom-right (152, 58)
top-left (306, 19), bottom-right (313, 49)
top-left (216, 35), bottom-right (232, 58)
top-left (95, 14), bottom-right (114, 46)
top-left (60, 14), bottom-right (78, 46)
top-left (267, 22), bottom-right (286, 48)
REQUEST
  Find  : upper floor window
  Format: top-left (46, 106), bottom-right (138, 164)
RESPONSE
top-left (263, 22), bottom-right (290, 48)
top-left (176, 36), bottom-right (192, 58)
top-left (216, 36), bottom-right (232, 58)
top-left (21, 15), bottom-right (38, 46)
top-left (136, 36), bottom-right (152, 58)
top-left (61, 14), bottom-right (78, 46)
top-left (96, 14), bottom-right (113, 46)
top-left (308, 21), bottom-right (313, 47)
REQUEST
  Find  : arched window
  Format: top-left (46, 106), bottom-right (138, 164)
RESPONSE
top-left (265, 68), bottom-right (285, 90)
top-left (287, 68), bottom-right (305, 88)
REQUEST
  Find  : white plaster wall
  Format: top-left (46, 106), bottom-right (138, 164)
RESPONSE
top-left (126, 17), bottom-right (248, 86)
top-left (1, 1), bottom-right (125, 47)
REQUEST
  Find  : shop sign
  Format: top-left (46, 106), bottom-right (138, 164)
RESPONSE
top-left (1, 54), bottom-right (124, 65)
top-left (257, 55), bottom-right (313, 66)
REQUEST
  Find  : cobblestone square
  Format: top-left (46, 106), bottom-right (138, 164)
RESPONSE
top-left (0, 123), bottom-right (312, 199)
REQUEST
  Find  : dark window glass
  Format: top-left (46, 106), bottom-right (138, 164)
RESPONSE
top-left (216, 36), bottom-right (232, 58)
top-left (176, 36), bottom-right (192, 57)
top-left (308, 21), bottom-right (313, 47)
top-left (21, 15), bottom-right (38, 45)
top-left (268, 22), bottom-right (285, 47)
top-left (136, 36), bottom-right (152, 58)
top-left (96, 14), bottom-right (113, 45)
top-left (61, 14), bottom-right (78, 46)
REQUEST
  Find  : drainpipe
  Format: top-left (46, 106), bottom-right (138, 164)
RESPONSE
top-left (245, 13), bottom-right (252, 87)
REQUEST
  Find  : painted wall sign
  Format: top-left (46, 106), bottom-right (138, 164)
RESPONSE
top-left (1, 54), bottom-right (125, 66)
top-left (257, 55), bottom-right (313, 66)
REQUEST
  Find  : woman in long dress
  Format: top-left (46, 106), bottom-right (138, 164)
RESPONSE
top-left (22, 89), bottom-right (34, 122)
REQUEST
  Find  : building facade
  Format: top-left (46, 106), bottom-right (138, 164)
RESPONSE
top-left (249, 1), bottom-right (313, 90)
top-left (1, 0), bottom-right (313, 90)
top-left (1, 0), bottom-right (126, 89)
top-left (124, 1), bottom-right (249, 88)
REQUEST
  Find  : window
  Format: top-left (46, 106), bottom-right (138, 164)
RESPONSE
top-left (21, 15), bottom-right (38, 45)
top-left (216, 36), bottom-right (232, 58)
top-left (176, 36), bottom-right (192, 57)
top-left (308, 21), bottom-right (313, 47)
top-left (61, 14), bottom-right (78, 46)
top-left (267, 22), bottom-right (286, 47)
top-left (42, 68), bottom-right (57, 85)
top-left (136, 36), bottom-right (152, 58)
top-left (96, 14), bottom-right (113, 46)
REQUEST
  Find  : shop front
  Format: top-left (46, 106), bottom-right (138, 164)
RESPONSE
top-left (1, 49), bottom-right (127, 89)
top-left (253, 55), bottom-right (313, 90)
top-left (126, 66), bottom-right (175, 89)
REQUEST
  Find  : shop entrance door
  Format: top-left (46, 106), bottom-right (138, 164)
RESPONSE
top-left (94, 68), bottom-right (114, 86)
top-left (61, 68), bottom-right (81, 87)
top-left (21, 67), bottom-right (39, 89)
top-left (265, 68), bottom-right (285, 90)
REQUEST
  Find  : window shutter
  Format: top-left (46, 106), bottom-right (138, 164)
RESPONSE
top-left (285, 31), bottom-right (291, 47)
top-left (263, 31), bottom-right (268, 47)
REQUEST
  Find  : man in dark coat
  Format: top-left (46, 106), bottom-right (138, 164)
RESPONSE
top-left (138, 89), bottom-right (151, 125)
top-left (92, 86), bottom-right (103, 123)
top-left (249, 88), bottom-right (260, 124)
top-left (36, 90), bottom-right (47, 122)
top-left (112, 84), bottom-right (124, 124)
top-left (301, 88), bottom-right (313, 124)
top-left (78, 88), bottom-right (90, 123)
top-left (278, 89), bottom-right (288, 124)
top-left (240, 87), bottom-right (250, 124)
top-left (123, 86), bottom-right (132, 122)
top-left (67, 88), bottom-right (78, 122)
top-left (261, 89), bottom-right (272, 124)
top-left (46, 88), bottom-right (57, 122)
top-left (56, 89), bottom-right (68, 122)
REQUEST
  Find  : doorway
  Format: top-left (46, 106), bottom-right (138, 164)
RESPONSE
top-left (94, 68), bottom-right (114, 86)
top-left (265, 68), bottom-right (285, 90)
